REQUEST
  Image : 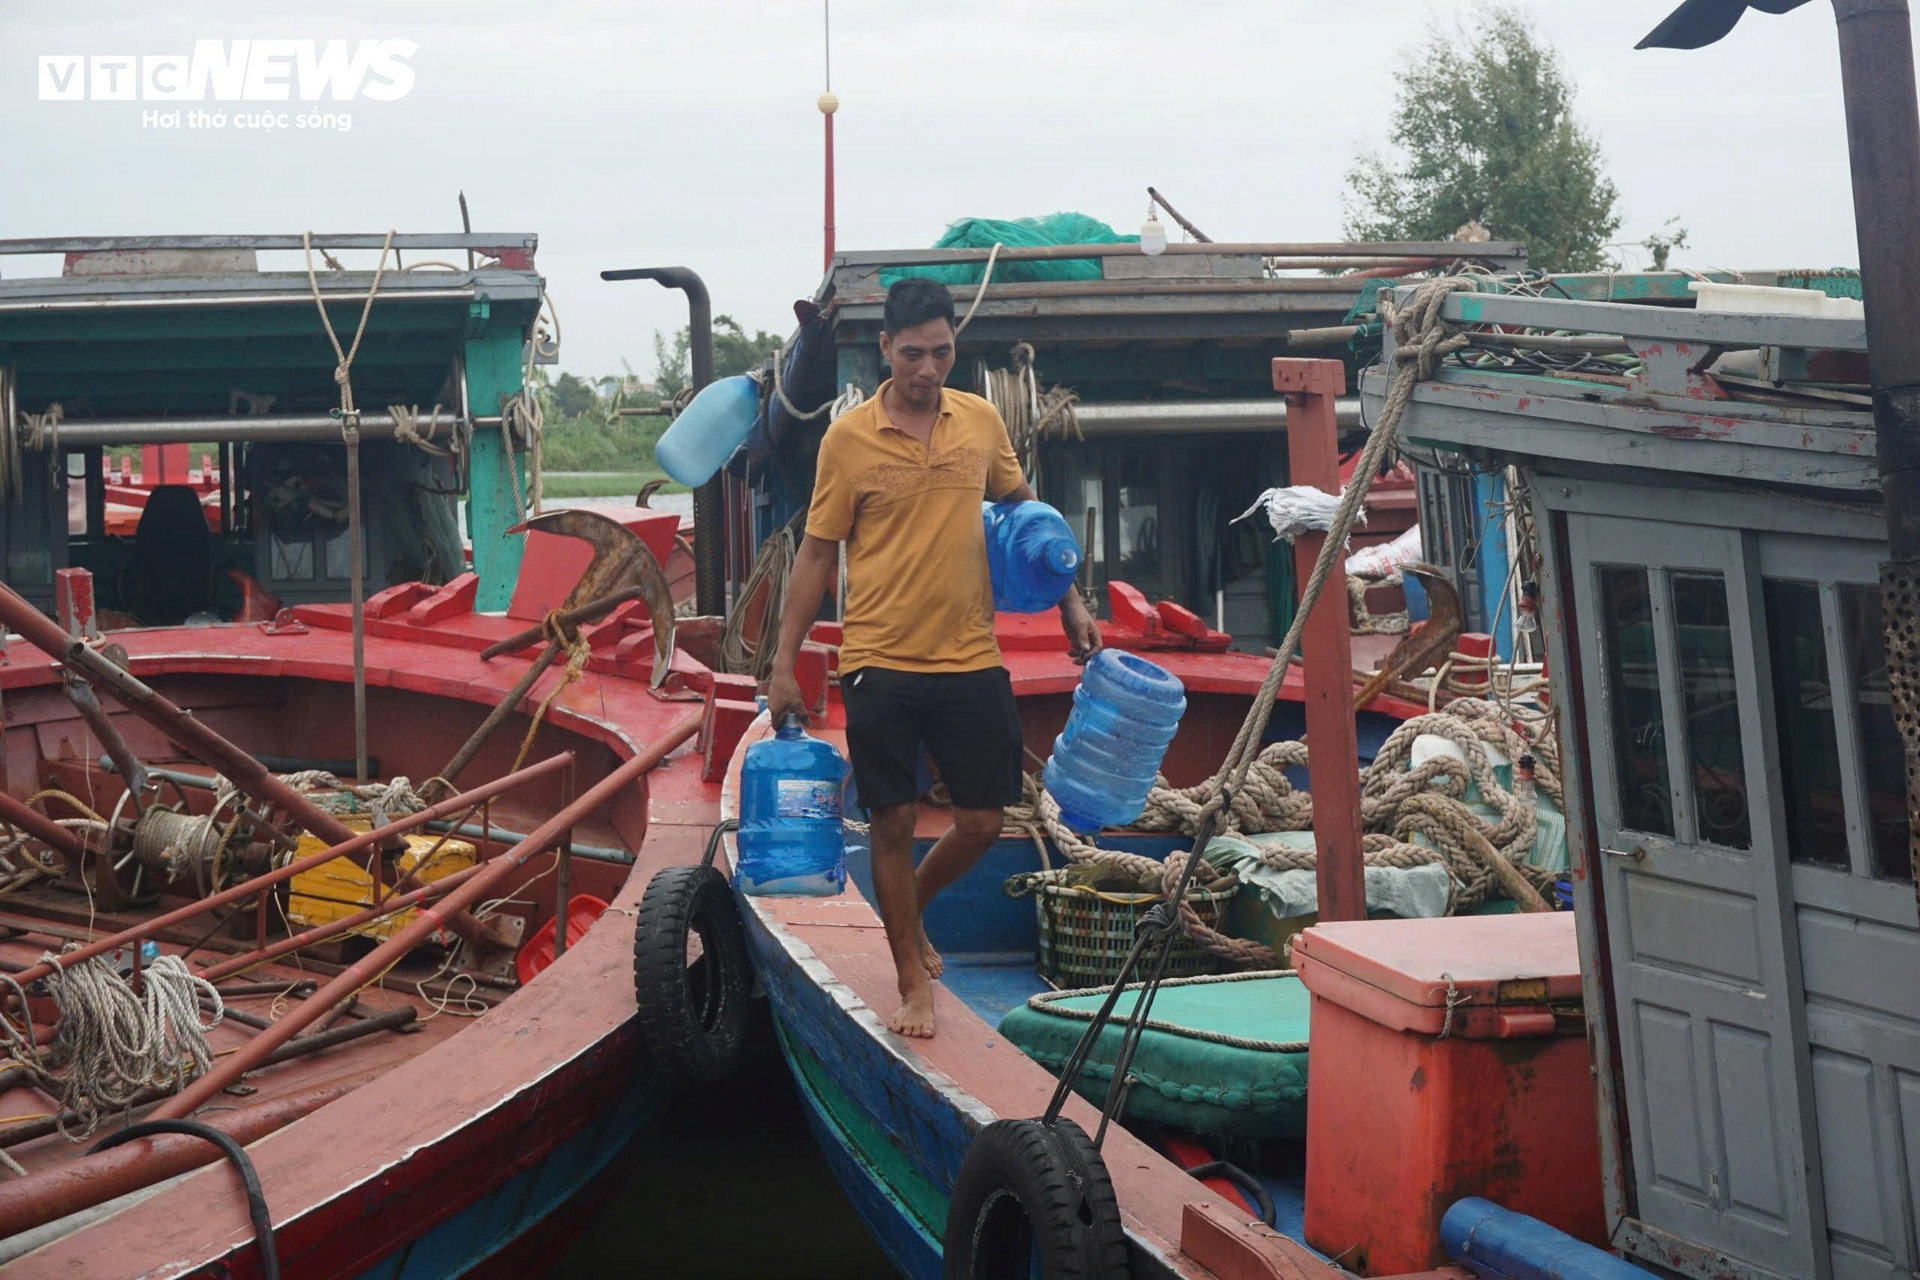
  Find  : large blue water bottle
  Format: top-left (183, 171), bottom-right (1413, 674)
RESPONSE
top-left (1043, 651), bottom-right (1186, 833)
top-left (983, 500), bottom-right (1081, 613)
top-left (736, 715), bottom-right (848, 896)
top-left (653, 375), bottom-right (761, 488)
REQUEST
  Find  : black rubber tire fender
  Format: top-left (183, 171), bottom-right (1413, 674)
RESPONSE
top-left (632, 863), bottom-right (753, 1084)
top-left (942, 1117), bottom-right (1130, 1280)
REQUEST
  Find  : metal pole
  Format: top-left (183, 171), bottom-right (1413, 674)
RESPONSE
top-left (832, 240), bottom-right (1524, 266)
top-left (344, 423), bottom-right (368, 784)
top-left (1833, 0), bottom-right (1920, 559)
top-left (1146, 186), bottom-right (1213, 243)
top-left (29, 414), bottom-right (502, 450)
top-left (823, 1), bottom-right (836, 272)
top-left (156, 711), bottom-right (701, 1118)
top-left (553, 758), bottom-right (574, 960)
top-left (600, 267), bottom-right (721, 615)
top-left (1830, 0), bottom-right (1920, 904)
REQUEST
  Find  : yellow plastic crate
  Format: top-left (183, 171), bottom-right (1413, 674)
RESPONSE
top-left (287, 816), bottom-right (477, 942)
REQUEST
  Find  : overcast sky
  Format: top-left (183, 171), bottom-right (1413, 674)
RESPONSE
top-left (0, 1), bottom-right (1874, 378)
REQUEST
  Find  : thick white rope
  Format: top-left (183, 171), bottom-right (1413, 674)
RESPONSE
top-left (387, 403), bottom-right (451, 457)
top-left (720, 520), bottom-right (798, 678)
top-left (952, 242), bottom-right (1002, 337)
top-left (301, 231), bottom-right (396, 429)
top-left (981, 343), bottom-right (1079, 476)
top-left (4, 949), bottom-right (225, 1139)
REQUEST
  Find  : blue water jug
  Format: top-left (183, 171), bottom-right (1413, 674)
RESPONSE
top-left (983, 500), bottom-right (1081, 613)
top-left (653, 375), bottom-right (760, 488)
top-left (1043, 651), bottom-right (1186, 833)
top-left (737, 715), bottom-right (848, 896)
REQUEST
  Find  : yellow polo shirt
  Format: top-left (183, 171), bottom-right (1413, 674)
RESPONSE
top-left (806, 382), bottom-right (1026, 674)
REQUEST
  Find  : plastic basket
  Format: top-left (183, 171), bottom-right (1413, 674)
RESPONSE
top-left (1009, 868), bottom-right (1237, 990)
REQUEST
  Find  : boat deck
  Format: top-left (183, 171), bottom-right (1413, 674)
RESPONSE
top-left (0, 927), bottom-right (470, 1181)
top-left (730, 667), bottom-right (1431, 1279)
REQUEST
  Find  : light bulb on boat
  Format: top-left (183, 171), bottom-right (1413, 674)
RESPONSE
top-left (1139, 214), bottom-right (1168, 256)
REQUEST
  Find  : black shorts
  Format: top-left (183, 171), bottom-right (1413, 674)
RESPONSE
top-left (841, 666), bottom-right (1024, 811)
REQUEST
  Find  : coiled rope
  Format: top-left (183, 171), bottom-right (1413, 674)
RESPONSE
top-left (0, 949), bottom-right (223, 1140)
top-left (720, 514), bottom-right (802, 678)
top-left (980, 343), bottom-right (1080, 476)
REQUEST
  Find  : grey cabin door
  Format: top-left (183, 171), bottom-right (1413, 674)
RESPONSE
top-left (1569, 514), bottom-right (1824, 1278)
top-left (1757, 534), bottom-right (1920, 1280)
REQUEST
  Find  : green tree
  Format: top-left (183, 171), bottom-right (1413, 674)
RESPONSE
top-left (548, 371), bottom-right (598, 419)
top-left (1343, 7), bottom-right (1623, 273)
top-left (651, 315), bottom-right (783, 399)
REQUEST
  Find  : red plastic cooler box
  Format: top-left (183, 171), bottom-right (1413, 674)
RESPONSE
top-left (1293, 912), bottom-right (1605, 1275)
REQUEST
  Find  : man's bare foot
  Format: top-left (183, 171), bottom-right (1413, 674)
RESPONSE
top-left (890, 988), bottom-right (936, 1038)
top-left (919, 927), bottom-right (944, 979)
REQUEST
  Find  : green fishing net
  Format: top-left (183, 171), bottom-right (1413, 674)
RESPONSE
top-left (879, 214), bottom-right (1136, 286)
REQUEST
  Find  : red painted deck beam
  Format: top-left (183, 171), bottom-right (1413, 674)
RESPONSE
top-left (155, 709), bottom-right (702, 1118)
top-left (1274, 357), bottom-right (1366, 923)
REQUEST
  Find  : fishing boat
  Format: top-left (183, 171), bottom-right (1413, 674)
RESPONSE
top-left (0, 234), bottom-right (749, 1276)
top-left (680, 228), bottom-right (1611, 1278)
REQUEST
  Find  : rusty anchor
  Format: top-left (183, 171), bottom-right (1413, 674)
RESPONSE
top-left (1353, 564), bottom-right (1467, 711)
top-left (424, 510), bottom-right (676, 800)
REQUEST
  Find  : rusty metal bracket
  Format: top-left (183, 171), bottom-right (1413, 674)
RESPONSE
top-left (1624, 337), bottom-right (1728, 401)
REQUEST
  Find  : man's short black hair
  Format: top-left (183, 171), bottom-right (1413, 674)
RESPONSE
top-left (883, 277), bottom-right (956, 337)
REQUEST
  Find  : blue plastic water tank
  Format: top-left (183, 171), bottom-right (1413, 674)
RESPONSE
top-left (983, 500), bottom-right (1082, 613)
top-left (736, 716), bottom-right (848, 896)
top-left (653, 375), bottom-right (761, 488)
top-left (1043, 650), bottom-right (1186, 833)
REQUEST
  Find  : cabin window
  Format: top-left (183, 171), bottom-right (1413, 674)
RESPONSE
top-left (1058, 449), bottom-right (1104, 582)
top-left (1599, 565), bottom-right (1675, 837)
top-left (1764, 580), bottom-right (1849, 868)
top-left (1671, 572), bottom-right (1750, 849)
top-left (1116, 452), bottom-right (1161, 586)
top-left (1841, 585), bottom-right (1909, 881)
top-left (270, 532), bottom-right (317, 582)
top-left (64, 453), bottom-right (87, 536)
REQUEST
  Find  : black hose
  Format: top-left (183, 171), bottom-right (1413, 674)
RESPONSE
top-left (90, 1118), bottom-right (279, 1280)
top-left (1184, 1159), bottom-right (1275, 1229)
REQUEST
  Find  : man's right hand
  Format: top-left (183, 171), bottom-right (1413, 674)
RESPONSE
top-left (766, 669), bottom-right (807, 725)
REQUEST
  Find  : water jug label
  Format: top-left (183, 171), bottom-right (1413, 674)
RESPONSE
top-left (775, 778), bottom-right (841, 820)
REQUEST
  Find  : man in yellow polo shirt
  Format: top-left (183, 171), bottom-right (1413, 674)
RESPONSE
top-left (767, 278), bottom-right (1101, 1038)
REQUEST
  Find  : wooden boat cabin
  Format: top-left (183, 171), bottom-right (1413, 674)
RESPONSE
top-left (1372, 271), bottom-right (1916, 1279)
top-left (732, 234), bottom-right (1528, 654)
top-left (0, 232), bottom-right (550, 623)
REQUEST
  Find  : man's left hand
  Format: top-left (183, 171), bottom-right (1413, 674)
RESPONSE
top-left (1060, 593), bottom-right (1103, 664)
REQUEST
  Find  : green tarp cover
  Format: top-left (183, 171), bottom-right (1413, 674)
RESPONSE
top-left (879, 214), bottom-right (1136, 287)
top-left (997, 972), bottom-right (1311, 1139)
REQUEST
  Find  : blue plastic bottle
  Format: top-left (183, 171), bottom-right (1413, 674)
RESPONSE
top-left (1043, 651), bottom-right (1186, 833)
top-left (653, 375), bottom-right (761, 488)
top-left (736, 715), bottom-right (848, 896)
top-left (983, 500), bottom-right (1081, 613)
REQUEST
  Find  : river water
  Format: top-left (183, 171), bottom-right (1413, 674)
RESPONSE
top-left (545, 1022), bottom-right (895, 1277)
